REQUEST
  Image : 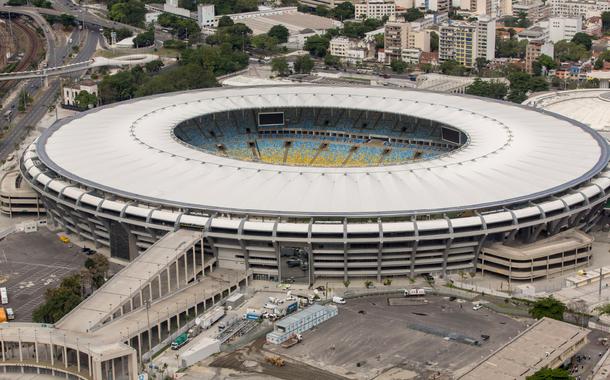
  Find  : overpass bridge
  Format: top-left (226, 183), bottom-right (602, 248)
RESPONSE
top-left (0, 54), bottom-right (159, 81)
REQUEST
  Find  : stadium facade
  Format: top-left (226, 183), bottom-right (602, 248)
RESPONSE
top-left (20, 86), bottom-right (610, 282)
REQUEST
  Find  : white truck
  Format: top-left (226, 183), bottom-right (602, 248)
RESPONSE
top-left (332, 296), bottom-right (346, 304)
top-left (218, 314), bottom-right (239, 331)
top-left (199, 307), bottom-right (225, 330)
top-left (403, 288), bottom-right (426, 297)
top-left (0, 288), bottom-right (7, 305)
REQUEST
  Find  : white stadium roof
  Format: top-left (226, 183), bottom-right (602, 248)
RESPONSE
top-left (36, 86), bottom-right (609, 217)
top-left (524, 89), bottom-right (610, 133)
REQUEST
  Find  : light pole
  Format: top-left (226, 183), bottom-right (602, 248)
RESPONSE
top-left (145, 299), bottom-right (152, 353)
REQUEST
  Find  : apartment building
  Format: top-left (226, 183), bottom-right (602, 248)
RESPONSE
top-left (439, 16), bottom-right (495, 67)
top-left (426, 0), bottom-right (450, 13)
top-left (459, 0), bottom-right (511, 16)
top-left (525, 39), bottom-right (555, 73)
top-left (329, 36), bottom-right (371, 63)
top-left (355, 0), bottom-right (396, 19)
top-left (549, 0), bottom-right (610, 18)
top-left (384, 18), bottom-right (431, 62)
top-left (512, 0), bottom-right (550, 23)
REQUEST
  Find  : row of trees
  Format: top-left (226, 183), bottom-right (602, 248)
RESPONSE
top-left (107, 0), bottom-right (146, 27)
top-left (271, 54), bottom-right (314, 76)
top-left (298, 2), bottom-right (355, 21)
top-left (99, 21), bottom-right (251, 104)
top-left (32, 254), bottom-right (109, 324)
top-left (158, 12), bottom-right (201, 41)
top-left (177, 0), bottom-right (257, 14)
top-left (466, 69), bottom-right (548, 103)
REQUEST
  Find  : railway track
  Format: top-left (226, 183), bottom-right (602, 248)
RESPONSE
top-left (0, 16), bottom-right (42, 95)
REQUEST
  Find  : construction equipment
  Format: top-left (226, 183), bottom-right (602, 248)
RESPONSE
top-left (265, 355), bottom-right (285, 367)
top-left (281, 334), bottom-right (302, 348)
top-left (59, 235), bottom-right (70, 243)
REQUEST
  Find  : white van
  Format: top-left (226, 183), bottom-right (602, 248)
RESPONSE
top-left (332, 296), bottom-right (346, 304)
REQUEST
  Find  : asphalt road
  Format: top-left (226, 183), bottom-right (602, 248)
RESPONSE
top-left (0, 25), bottom-right (101, 161)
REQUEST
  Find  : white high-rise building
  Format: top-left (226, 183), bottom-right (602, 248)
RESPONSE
top-left (548, 0), bottom-right (610, 18)
top-left (198, 4), bottom-right (215, 28)
top-left (540, 16), bottom-right (583, 42)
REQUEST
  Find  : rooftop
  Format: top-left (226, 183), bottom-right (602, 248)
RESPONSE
top-left (36, 85), bottom-right (608, 217)
top-left (460, 318), bottom-right (590, 380)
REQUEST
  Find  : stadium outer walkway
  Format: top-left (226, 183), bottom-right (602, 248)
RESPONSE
top-left (0, 229), bottom-right (250, 380)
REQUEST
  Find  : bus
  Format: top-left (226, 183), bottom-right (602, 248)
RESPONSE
top-left (0, 287), bottom-right (7, 305)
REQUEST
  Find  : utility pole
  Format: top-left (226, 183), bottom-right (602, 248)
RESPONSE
top-left (599, 267), bottom-right (603, 301)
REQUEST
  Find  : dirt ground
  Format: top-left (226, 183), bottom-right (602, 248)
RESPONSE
top-left (210, 338), bottom-right (348, 380)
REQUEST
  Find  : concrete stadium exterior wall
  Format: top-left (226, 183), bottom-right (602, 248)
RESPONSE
top-left (20, 142), bottom-right (610, 282)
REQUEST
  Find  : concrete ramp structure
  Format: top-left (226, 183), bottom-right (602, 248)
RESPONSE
top-left (0, 229), bottom-right (249, 380)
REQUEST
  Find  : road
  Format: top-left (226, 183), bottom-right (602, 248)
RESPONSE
top-left (0, 4), bottom-right (143, 34)
top-left (0, 25), bottom-right (101, 160)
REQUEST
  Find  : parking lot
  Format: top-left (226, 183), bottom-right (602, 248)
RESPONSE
top-left (0, 228), bottom-right (87, 322)
top-left (267, 295), bottom-right (529, 379)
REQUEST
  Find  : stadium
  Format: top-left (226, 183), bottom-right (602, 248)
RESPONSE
top-left (20, 85), bottom-right (610, 282)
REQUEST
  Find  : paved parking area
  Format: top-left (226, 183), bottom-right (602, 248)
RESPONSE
top-left (0, 228), bottom-right (87, 322)
top-left (268, 295), bottom-right (529, 379)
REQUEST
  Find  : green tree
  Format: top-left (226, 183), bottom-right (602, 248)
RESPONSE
top-left (594, 50), bottom-right (610, 69)
top-left (206, 23), bottom-right (252, 50)
top-left (496, 37), bottom-right (527, 58)
top-left (74, 90), bottom-right (97, 110)
top-left (526, 367), bottom-right (574, 380)
top-left (107, 0), bottom-right (146, 27)
top-left (430, 31), bottom-right (438, 52)
top-left (133, 29), bottom-right (154, 48)
top-left (271, 57), bottom-right (290, 76)
top-left (374, 33), bottom-right (384, 49)
top-left (536, 54), bottom-right (557, 73)
top-left (304, 34), bottom-right (330, 57)
top-left (17, 90), bottom-right (32, 112)
top-left (571, 32), bottom-right (593, 50)
top-left (32, 274), bottom-right (84, 323)
top-left (324, 54), bottom-right (342, 68)
top-left (268, 25), bottom-right (289, 43)
top-left (475, 57), bottom-right (488, 73)
top-left (390, 59), bottom-right (408, 73)
top-left (198, 0), bottom-right (257, 15)
top-left (465, 78), bottom-right (508, 99)
top-left (439, 60), bottom-right (467, 76)
top-left (403, 7), bottom-right (424, 22)
top-left (251, 34), bottom-right (278, 51)
top-left (294, 55), bottom-right (314, 74)
top-left (332, 1), bottom-right (355, 20)
top-left (316, 5), bottom-right (330, 17)
top-left (145, 59), bottom-right (164, 73)
top-left (157, 13), bottom-right (201, 41)
top-left (217, 15), bottom-right (234, 28)
top-left (554, 40), bottom-right (590, 62)
top-left (603, 11), bottom-right (610, 33)
top-left (529, 296), bottom-right (566, 321)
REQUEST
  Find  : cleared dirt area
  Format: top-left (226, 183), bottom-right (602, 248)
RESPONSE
top-left (210, 338), bottom-right (348, 380)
